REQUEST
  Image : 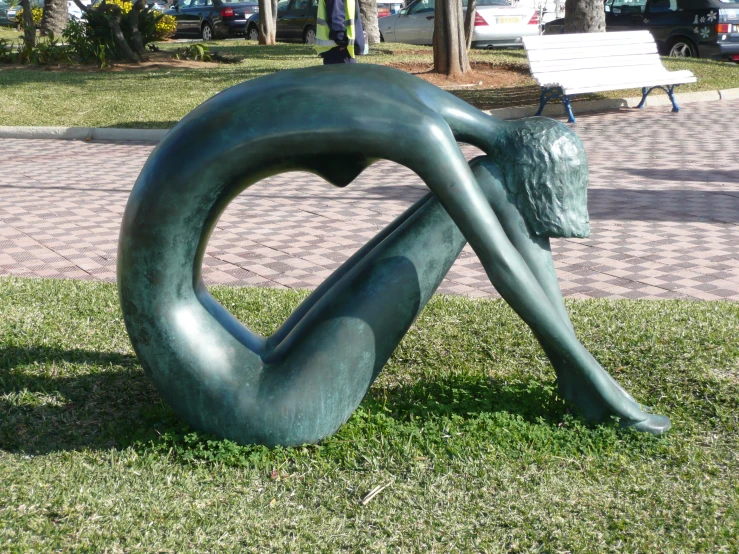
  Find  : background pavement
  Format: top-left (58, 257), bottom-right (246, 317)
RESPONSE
top-left (1, 100), bottom-right (738, 300)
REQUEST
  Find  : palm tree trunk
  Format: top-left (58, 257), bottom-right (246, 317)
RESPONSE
top-left (564, 0), bottom-right (605, 33)
top-left (41, 0), bottom-right (68, 36)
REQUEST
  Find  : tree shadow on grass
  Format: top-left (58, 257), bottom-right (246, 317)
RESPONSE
top-left (1, 345), bottom-right (568, 456)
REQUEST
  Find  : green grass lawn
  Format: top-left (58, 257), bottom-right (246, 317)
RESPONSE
top-left (0, 26), bottom-right (22, 42)
top-left (1, 276), bottom-right (738, 552)
top-left (0, 39), bottom-right (736, 128)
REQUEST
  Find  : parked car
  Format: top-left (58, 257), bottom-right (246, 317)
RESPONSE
top-left (378, 0), bottom-right (540, 48)
top-left (0, 1), bottom-right (12, 26)
top-left (246, 0), bottom-right (316, 43)
top-left (5, 1), bottom-right (25, 26)
top-left (4, 0), bottom-right (93, 25)
top-left (542, 0), bottom-right (739, 61)
top-left (377, 0), bottom-right (405, 18)
top-left (166, 0), bottom-right (259, 40)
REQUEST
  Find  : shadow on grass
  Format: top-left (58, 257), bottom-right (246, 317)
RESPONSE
top-left (0, 345), bottom-right (567, 455)
top-left (103, 121), bottom-right (180, 129)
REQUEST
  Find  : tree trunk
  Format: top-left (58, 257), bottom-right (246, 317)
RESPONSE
top-left (358, 0), bottom-right (379, 44)
top-left (108, 8), bottom-right (139, 63)
top-left (128, 0), bottom-right (148, 60)
top-left (257, 0), bottom-right (278, 45)
top-left (41, 0), bottom-right (68, 36)
top-left (462, 0), bottom-right (476, 51)
top-left (20, 0), bottom-right (35, 47)
top-left (433, 0), bottom-right (470, 77)
top-left (564, 0), bottom-right (605, 33)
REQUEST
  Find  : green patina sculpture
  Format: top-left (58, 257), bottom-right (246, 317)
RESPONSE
top-left (118, 64), bottom-right (670, 447)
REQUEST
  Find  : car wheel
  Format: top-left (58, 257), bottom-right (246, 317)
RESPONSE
top-left (303, 25), bottom-right (316, 45)
top-left (668, 38), bottom-right (697, 58)
top-left (201, 22), bottom-right (214, 41)
top-left (247, 24), bottom-right (259, 41)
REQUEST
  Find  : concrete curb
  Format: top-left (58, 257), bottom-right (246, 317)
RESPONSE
top-left (1, 87), bottom-right (737, 142)
top-left (0, 126), bottom-right (169, 142)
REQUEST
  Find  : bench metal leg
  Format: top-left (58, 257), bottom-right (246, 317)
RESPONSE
top-left (535, 87), bottom-right (552, 116)
top-left (536, 87), bottom-right (576, 123)
top-left (562, 95), bottom-right (575, 124)
top-left (637, 85), bottom-right (680, 113)
top-left (636, 87), bottom-right (649, 109)
top-left (666, 85), bottom-right (680, 113)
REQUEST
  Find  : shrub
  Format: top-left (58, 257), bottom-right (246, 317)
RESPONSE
top-left (16, 32), bottom-right (70, 64)
top-left (62, 18), bottom-right (107, 66)
top-left (0, 33), bottom-right (71, 65)
top-left (65, 0), bottom-right (176, 62)
top-left (14, 7), bottom-right (43, 29)
top-left (155, 14), bottom-right (177, 40)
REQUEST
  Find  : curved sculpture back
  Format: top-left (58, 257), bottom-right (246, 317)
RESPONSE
top-left (118, 65), bottom-right (670, 447)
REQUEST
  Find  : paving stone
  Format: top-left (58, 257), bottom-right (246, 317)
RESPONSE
top-left (1, 100), bottom-right (738, 300)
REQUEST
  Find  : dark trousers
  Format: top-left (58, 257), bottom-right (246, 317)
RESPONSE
top-left (321, 47), bottom-right (356, 64)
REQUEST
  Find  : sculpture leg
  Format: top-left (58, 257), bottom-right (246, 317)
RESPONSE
top-left (399, 121), bottom-right (668, 434)
top-left (469, 158), bottom-right (665, 431)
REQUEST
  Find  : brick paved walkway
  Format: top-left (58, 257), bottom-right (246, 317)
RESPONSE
top-left (2, 100), bottom-right (739, 300)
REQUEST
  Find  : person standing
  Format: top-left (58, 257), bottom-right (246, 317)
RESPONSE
top-left (315, 0), bottom-right (366, 64)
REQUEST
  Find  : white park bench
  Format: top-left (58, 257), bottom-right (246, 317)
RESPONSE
top-left (522, 30), bottom-right (696, 123)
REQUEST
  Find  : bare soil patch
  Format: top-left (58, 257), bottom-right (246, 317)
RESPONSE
top-left (0, 51), bottom-right (221, 72)
top-left (386, 61), bottom-right (528, 89)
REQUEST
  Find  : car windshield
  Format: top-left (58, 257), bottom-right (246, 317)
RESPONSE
top-left (463, 0), bottom-right (511, 4)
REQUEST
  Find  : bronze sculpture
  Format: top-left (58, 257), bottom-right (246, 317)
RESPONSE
top-left (118, 64), bottom-right (670, 447)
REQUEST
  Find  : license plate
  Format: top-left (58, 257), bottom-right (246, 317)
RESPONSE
top-left (496, 16), bottom-right (521, 24)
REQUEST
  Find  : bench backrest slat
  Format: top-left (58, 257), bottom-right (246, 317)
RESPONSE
top-left (527, 42), bottom-right (657, 63)
top-left (523, 30), bottom-right (654, 50)
top-left (529, 53), bottom-right (662, 74)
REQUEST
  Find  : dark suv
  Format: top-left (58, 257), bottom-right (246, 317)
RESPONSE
top-left (543, 0), bottom-right (739, 61)
top-left (246, 0), bottom-right (318, 44)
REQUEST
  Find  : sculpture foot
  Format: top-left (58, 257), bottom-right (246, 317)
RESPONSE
top-left (555, 366), bottom-right (670, 435)
top-left (620, 412), bottom-right (671, 434)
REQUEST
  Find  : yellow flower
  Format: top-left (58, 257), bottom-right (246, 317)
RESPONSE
top-left (155, 14), bottom-right (177, 40)
top-left (15, 7), bottom-right (44, 27)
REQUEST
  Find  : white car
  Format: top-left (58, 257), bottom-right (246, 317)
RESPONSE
top-left (378, 0), bottom-right (540, 49)
top-left (6, 0), bottom-right (93, 22)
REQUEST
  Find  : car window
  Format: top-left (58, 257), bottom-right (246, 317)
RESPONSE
top-left (293, 0), bottom-right (309, 9)
top-left (408, 0), bottom-right (434, 14)
top-left (463, 0), bottom-right (509, 5)
top-left (191, 0), bottom-right (206, 6)
top-left (647, 0), bottom-right (677, 12)
top-left (608, 0), bottom-right (647, 14)
top-left (205, 0), bottom-right (212, 5)
top-left (178, 0), bottom-right (193, 7)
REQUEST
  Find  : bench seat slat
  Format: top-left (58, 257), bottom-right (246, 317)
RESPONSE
top-left (535, 69), bottom-right (696, 89)
top-left (564, 75), bottom-right (697, 95)
top-left (536, 72), bottom-right (696, 93)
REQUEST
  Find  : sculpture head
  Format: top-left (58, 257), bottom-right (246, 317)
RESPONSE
top-left (491, 117), bottom-right (590, 239)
